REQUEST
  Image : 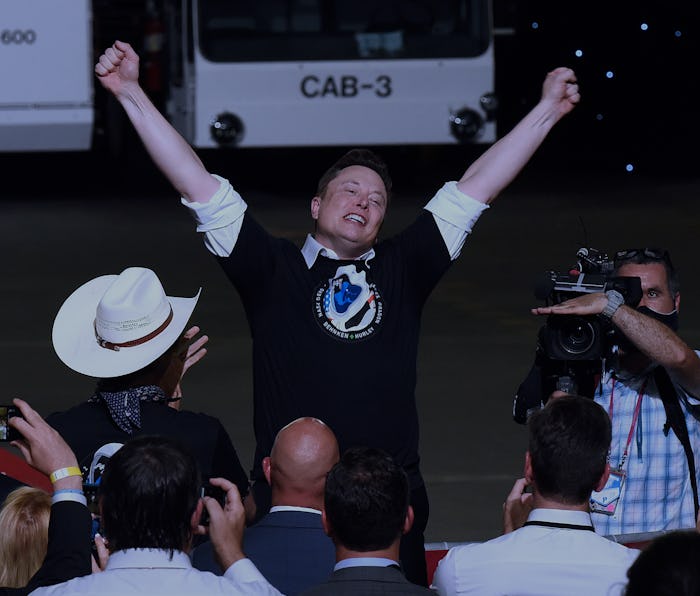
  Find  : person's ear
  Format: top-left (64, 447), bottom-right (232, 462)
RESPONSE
top-left (311, 196), bottom-right (321, 220)
top-left (321, 509), bottom-right (332, 538)
top-left (675, 292), bottom-right (681, 312)
top-left (190, 499), bottom-right (204, 530)
top-left (402, 505), bottom-right (415, 535)
top-left (262, 456), bottom-right (272, 486)
top-left (524, 451), bottom-right (534, 485)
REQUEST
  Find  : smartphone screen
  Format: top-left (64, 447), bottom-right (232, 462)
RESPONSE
top-left (0, 405), bottom-right (21, 442)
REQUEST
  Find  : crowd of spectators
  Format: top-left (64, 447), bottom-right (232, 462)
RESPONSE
top-left (2, 35), bottom-right (700, 596)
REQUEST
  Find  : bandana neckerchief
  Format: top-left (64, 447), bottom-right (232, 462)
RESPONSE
top-left (88, 385), bottom-right (169, 434)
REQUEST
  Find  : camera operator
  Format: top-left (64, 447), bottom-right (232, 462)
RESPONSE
top-left (527, 248), bottom-right (700, 537)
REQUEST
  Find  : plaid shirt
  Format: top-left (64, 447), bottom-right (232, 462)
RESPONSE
top-left (592, 369), bottom-right (700, 536)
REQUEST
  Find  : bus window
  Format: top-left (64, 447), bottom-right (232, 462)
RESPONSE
top-left (198, 0), bottom-right (490, 63)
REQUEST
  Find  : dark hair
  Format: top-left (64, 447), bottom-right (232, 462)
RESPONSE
top-left (316, 148), bottom-right (392, 201)
top-left (614, 248), bottom-right (679, 296)
top-left (528, 396), bottom-right (611, 504)
top-left (100, 436), bottom-right (201, 556)
top-left (96, 337), bottom-right (179, 392)
top-left (626, 531), bottom-right (700, 596)
top-left (324, 446), bottom-right (408, 551)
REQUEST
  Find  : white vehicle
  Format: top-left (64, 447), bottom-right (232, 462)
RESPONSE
top-left (166, 0), bottom-right (496, 148)
top-left (0, 0), bottom-right (93, 151)
top-left (0, 0), bottom-right (496, 152)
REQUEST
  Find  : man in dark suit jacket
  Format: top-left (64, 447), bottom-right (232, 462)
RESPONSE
top-left (302, 447), bottom-right (433, 595)
top-left (193, 417), bottom-right (339, 595)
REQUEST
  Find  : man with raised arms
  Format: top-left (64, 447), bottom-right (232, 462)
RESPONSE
top-left (95, 39), bottom-right (579, 584)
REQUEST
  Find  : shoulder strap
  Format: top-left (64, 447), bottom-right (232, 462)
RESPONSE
top-left (654, 366), bottom-right (699, 519)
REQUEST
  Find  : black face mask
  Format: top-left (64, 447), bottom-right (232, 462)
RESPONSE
top-left (636, 305), bottom-right (679, 332)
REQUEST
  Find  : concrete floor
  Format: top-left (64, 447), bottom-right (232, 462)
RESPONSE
top-left (2, 148), bottom-right (700, 542)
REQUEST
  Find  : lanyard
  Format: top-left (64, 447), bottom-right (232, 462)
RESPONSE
top-left (523, 520), bottom-right (594, 531)
top-left (608, 377), bottom-right (646, 470)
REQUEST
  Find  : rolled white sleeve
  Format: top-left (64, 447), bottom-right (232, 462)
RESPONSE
top-left (425, 181), bottom-right (489, 260)
top-left (181, 175), bottom-right (247, 257)
top-left (223, 558), bottom-right (283, 594)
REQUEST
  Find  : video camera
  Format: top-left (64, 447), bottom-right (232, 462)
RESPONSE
top-left (534, 247), bottom-right (642, 396)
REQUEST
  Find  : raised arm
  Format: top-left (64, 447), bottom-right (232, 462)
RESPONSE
top-left (95, 40), bottom-right (219, 203)
top-left (9, 398), bottom-right (92, 592)
top-left (457, 67), bottom-right (580, 204)
top-left (9, 398), bottom-right (81, 484)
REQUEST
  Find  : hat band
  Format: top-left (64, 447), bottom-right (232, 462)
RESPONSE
top-left (94, 308), bottom-right (174, 352)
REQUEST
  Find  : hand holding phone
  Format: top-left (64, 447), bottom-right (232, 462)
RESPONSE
top-left (7, 398), bottom-right (79, 481)
top-left (0, 405), bottom-right (22, 442)
top-left (200, 481), bottom-right (226, 525)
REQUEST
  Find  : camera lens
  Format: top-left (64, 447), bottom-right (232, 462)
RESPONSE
top-left (555, 317), bottom-right (596, 356)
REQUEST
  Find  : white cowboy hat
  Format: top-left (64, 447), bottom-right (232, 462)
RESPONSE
top-left (52, 267), bottom-right (201, 378)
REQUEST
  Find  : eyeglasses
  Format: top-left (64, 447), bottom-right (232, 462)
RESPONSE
top-left (614, 248), bottom-right (674, 269)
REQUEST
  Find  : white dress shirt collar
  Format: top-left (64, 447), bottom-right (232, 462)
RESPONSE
top-left (526, 508), bottom-right (594, 528)
top-left (301, 234), bottom-right (375, 269)
top-left (269, 505), bottom-right (322, 515)
top-left (334, 557), bottom-right (398, 571)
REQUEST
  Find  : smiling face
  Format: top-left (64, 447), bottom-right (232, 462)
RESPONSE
top-left (310, 165), bottom-right (388, 259)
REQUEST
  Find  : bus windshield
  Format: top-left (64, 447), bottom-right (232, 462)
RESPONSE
top-left (198, 0), bottom-right (491, 63)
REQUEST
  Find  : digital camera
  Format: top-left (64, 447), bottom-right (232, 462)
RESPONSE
top-left (536, 248), bottom-right (641, 361)
top-left (535, 247), bottom-right (642, 395)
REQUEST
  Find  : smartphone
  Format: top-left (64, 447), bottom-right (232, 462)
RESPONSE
top-left (0, 405), bottom-right (22, 442)
top-left (199, 482), bottom-right (226, 525)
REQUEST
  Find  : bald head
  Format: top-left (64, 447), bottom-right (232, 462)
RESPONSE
top-left (264, 417), bottom-right (339, 508)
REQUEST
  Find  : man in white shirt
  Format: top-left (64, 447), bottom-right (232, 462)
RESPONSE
top-left (31, 435), bottom-right (281, 595)
top-left (432, 396), bottom-right (640, 596)
top-left (193, 417), bottom-right (339, 594)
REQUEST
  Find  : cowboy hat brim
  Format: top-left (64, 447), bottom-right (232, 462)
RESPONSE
top-left (52, 275), bottom-right (200, 379)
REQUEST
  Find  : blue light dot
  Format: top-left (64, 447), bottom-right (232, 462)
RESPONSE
top-left (596, 114), bottom-right (604, 121)
top-left (675, 30), bottom-right (682, 37)
top-left (531, 22), bottom-right (539, 30)
top-left (625, 163), bottom-right (634, 173)
top-left (640, 23), bottom-right (648, 31)
top-left (575, 49), bottom-right (583, 58)
top-left (606, 71), bottom-right (614, 79)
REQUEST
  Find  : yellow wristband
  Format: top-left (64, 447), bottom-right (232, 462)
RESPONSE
top-left (49, 467), bottom-right (82, 484)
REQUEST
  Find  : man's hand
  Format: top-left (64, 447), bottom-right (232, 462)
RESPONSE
top-left (164, 325), bottom-right (209, 403)
top-left (9, 398), bottom-right (80, 488)
top-left (456, 66), bottom-right (580, 204)
top-left (503, 478), bottom-right (534, 534)
top-left (540, 67), bottom-right (580, 119)
top-left (531, 292), bottom-right (607, 317)
top-left (178, 325), bottom-right (209, 378)
top-left (91, 533), bottom-right (110, 573)
top-left (200, 478), bottom-right (246, 571)
top-left (94, 40), bottom-right (140, 97)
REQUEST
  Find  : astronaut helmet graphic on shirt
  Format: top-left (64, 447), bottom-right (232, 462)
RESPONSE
top-left (315, 264), bottom-right (383, 340)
